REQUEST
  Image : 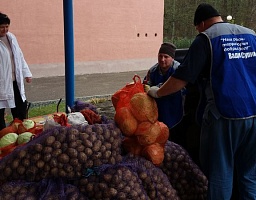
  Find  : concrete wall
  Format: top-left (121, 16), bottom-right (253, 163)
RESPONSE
top-left (0, 0), bottom-right (164, 77)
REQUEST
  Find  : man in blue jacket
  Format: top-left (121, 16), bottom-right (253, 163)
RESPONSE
top-left (147, 3), bottom-right (256, 199)
top-left (144, 43), bottom-right (184, 128)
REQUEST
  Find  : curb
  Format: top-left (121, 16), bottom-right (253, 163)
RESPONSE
top-left (28, 94), bottom-right (112, 108)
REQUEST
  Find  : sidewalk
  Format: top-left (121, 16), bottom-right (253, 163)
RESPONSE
top-left (24, 70), bottom-right (148, 104)
top-left (24, 49), bottom-right (188, 105)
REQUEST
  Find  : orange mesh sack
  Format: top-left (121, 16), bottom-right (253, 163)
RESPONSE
top-left (129, 93), bottom-right (158, 123)
top-left (122, 136), bottom-right (144, 155)
top-left (136, 121), bottom-right (162, 146)
top-left (112, 74), bottom-right (168, 166)
top-left (114, 106), bottom-right (138, 136)
top-left (111, 75), bottom-right (144, 110)
top-left (142, 143), bottom-right (165, 166)
top-left (155, 121), bottom-right (170, 144)
top-left (134, 121), bottom-right (152, 136)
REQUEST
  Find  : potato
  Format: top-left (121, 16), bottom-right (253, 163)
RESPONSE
top-left (84, 148), bottom-right (93, 156)
top-left (52, 149), bottom-right (62, 157)
top-left (43, 146), bottom-right (53, 154)
top-left (17, 165), bottom-right (26, 175)
top-left (78, 152), bottom-right (87, 163)
top-left (45, 135), bottom-right (55, 146)
top-left (67, 148), bottom-right (78, 158)
top-left (36, 160), bottom-right (45, 169)
top-left (17, 149), bottom-right (27, 159)
top-left (57, 153), bottom-right (70, 164)
top-left (92, 140), bottom-right (102, 152)
top-left (43, 153), bottom-right (52, 162)
top-left (33, 143), bottom-right (43, 152)
top-left (22, 158), bottom-right (30, 167)
top-left (84, 139), bottom-right (93, 148)
top-left (31, 153), bottom-right (41, 162)
top-left (56, 132), bottom-right (66, 142)
top-left (11, 158), bottom-right (20, 169)
top-left (69, 158), bottom-right (79, 166)
top-left (76, 144), bottom-right (85, 152)
top-left (52, 140), bottom-right (62, 149)
top-left (79, 132), bottom-right (89, 141)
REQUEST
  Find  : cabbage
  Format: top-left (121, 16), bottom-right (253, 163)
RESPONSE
top-left (17, 132), bottom-right (34, 145)
top-left (0, 133), bottom-right (18, 148)
top-left (22, 120), bottom-right (35, 129)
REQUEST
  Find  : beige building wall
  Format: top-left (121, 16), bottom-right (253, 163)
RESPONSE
top-left (0, 0), bottom-right (164, 77)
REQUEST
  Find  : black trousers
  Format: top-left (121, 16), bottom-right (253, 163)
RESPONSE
top-left (0, 81), bottom-right (27, 131)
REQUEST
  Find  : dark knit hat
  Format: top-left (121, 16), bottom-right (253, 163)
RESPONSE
top-left (193, 3), bottom-right (220, 26)
top-left (158, 43), bottom-right (176, 58)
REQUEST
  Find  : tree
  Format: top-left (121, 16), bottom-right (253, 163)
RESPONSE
top-left (164, 0), bottom-right (256, 48)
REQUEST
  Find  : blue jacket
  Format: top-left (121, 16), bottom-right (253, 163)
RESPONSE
top-left (144, 60), bottom-right (185, 128)
top-left (203, 23), bottom-right (256, 118)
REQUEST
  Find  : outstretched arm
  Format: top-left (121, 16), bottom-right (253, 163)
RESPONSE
top-left (147, 77), bottom-right (187, 98)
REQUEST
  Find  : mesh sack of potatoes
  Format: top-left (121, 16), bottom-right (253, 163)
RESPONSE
top-left (0, 122), bottom-right (123, 183)
top-left (72, 154), bottom-right (180, 200)
top-left (71, 100), bottom-right (113, 125)
top-left (122, 154), bottom-right (180, 200)
top-left (0, 178), bottom-right (88, 200)
top-left (74, 164), bottom-right (148, 199)
top-left (71, 100), bottom-right (98, 114)
top-left (159, 141), bottom-right (208, 200)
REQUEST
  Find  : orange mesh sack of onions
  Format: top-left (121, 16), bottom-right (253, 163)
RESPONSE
top-left (112, 75), bottom-right (169, 166)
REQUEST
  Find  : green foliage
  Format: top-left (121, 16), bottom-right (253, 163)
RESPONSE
top-left (27, 103), bottom-right (66, 118)
top-left (5, 103), bottom-right (66, 123)
top-left (164, 0), bottom-right (256, 44)
top-left (164, 37), bottom-right (194, 48)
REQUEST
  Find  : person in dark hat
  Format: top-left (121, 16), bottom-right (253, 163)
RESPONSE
top-left (143, 42), bottom-right (186, 145)
top-left (146, 3), bottom-right (256, 199)
top-left (193, 3), bottom-right (220, 26)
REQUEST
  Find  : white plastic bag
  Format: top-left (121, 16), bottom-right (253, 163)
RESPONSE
top-left (67, 112), bottom-right (88, 126)
top-left (43, 119), bottom-right (61, 130)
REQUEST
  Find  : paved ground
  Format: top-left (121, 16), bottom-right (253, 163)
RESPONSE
top-left (24, 70), bottom-right (147, 103)
top-left (23, 49), bottom-right (189, 104)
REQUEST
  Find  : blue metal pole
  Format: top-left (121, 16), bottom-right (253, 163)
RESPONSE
top-left (63, 0), bottom-right (75, 113)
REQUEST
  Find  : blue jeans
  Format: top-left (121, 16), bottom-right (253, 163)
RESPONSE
top-left (200, 111), bottom-right (256, 200)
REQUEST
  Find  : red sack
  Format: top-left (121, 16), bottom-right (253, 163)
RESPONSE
top-left (0, 143), bottom-right (17, 159)
top-left (111, 74), bottom-right (144, 110)
top-left (17, 120), bottom-right (37, 134)
top-left (53, 113), bottom-right (71, 126)
top-left (0, 126), bottom-right (16, 138)
top-left (80, 109), bottom-right (102, 125)
top-left (10, 118), bottom-right (23, 132)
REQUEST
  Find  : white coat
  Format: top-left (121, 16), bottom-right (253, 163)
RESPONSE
top-left (0, 32), bottom-right (32, 105)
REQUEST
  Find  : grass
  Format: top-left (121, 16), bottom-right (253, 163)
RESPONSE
top-left (5, 97), bottom-right (110, 123)
top-left (5, 103), bottom-right (66, 123)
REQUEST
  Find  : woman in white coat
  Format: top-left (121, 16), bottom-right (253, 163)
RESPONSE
top-left (0, 12), bottom-right (32, 130)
